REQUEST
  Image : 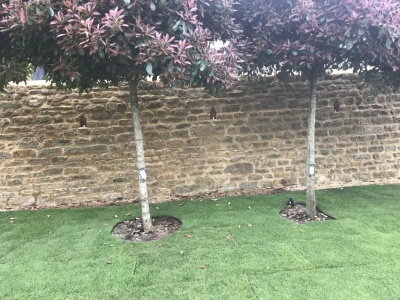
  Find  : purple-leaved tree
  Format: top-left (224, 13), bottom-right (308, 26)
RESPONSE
top-left (2, 0), bottom-right (243, 231)
top-left (0, 3), bottom-right (31, 91)
top-left (235, 0), bottom-right (400, 216)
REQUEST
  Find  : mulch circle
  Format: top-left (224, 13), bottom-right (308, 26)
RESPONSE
top-left (111, 216), bottom-right (182, 242)
top-left (280, 203), bottom-right (335, 224)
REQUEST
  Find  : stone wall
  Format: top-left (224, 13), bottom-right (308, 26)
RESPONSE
top-left (1, 74), bottom-right (400, 208)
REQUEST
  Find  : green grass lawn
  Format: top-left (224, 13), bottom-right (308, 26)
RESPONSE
top-left (1, 184), bottom-right (400, 300)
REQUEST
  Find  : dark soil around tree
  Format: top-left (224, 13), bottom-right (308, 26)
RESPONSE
top-left (111, 216), bottom-right (182, 242)
top-left (280, 203), bottom-right (335, 224)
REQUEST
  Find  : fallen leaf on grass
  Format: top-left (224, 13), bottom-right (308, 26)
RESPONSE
top-left (106, 261), bottom-right (112, 264)
top-left (248, 224), bottom-right (253, 227)
top-left (126, 213), bottom-right (131, 217)
top-left (179, 204), bottom-right (184, 207)
top-left (103, 224), bottom-right (109, 227)
top-left (226, 235), bottom-right (232, 240)
top-left (186, 234), bottom-right (193, 238)
top-left (10, 217), bottom-right (16, 220)
top-left (199, 266), bottom-right (206, 269)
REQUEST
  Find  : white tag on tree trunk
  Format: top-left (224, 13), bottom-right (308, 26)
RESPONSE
top-left (308, 164), bottom-right (315, 177)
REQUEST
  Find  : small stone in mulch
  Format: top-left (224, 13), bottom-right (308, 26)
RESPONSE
top-left (111, 216), bottom-right (182, 242)
top-left (280, 203), bottom-right (335, 224)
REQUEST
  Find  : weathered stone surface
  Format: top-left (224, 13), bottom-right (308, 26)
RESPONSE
top-left (0, 118), bottom-right (11, 126)
top-left (0, 151), bottom-right (12, 159)
top-left (18, 137), bottom-right (39, 148)
top-left (13, 149), bottom-right (37, 159)
top-left (193, 177), bottom-right (215, 193)
top-left (39, 148), bottom-right (63, 157)
top-left (0, 77), bottom-right (400, 206)
top-left (8, 196), bottom-right (36, 207)
top-left (225, 163), bottom-right (254, 174)
top-left (191, 125), bottom-right (225, 136)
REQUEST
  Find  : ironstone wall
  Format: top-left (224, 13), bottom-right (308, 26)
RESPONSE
top-left (1, 74), bottom-right (400, 208)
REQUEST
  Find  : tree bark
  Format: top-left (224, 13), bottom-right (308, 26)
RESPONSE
top-left (306, 74), bottom-right (317, 217)
top-left (129, 79), bottom-right (153, 232)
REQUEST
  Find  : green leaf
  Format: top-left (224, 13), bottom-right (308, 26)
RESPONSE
top-left (266, 49), bottom-right (273, 55)
top-left (48, 7), bottom-right (55, 17)
top-left (159, 0), bottom-right (166, 8)
top-left (146, 62), bottom-right (153, 75)
top-left (358, 28), bottom-right (364, 36)
top-left (124, 0), bottom-right (130, 5)
top-left (150, 1), bottom-right (156, 11)
top-left (345, 40), bottom-right (353, 50)
top-left (199, 61), bottom-right (206, 71)
top-left (181, 22), bottom-right (187, 34)
top-left (386, 38), bottom-right (392, 50)
top-left (167, 61), bottom-right (174, 73)
top-left (172, 20), bottom-right (181, 32)
top-left (291, 50), bottom-right (298, 56)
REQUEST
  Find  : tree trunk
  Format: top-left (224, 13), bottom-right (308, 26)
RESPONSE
top-left (306, 75), bottom-right (317, 217)
top-left (129, 79), bottom-right (153, 232)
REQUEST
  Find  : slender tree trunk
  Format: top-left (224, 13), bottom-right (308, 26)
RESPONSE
top-left (306, 75), bottom-right (317, 217)
top-left (129, 79), bottom-right (153, 232)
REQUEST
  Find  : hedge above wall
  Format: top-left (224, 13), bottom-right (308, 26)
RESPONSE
top-left (1, 74), bottom-right (399, 208)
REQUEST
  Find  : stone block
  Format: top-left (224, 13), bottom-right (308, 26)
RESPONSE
top-left (64, 147), bottom-right (83, 155)
top-left (0, 101), bottom-right (22, 109)
top-left (39, 148), bottom-right (63, 157)
top-left (0, 118), bottom-right (11, 126)
top-left (353, 154), bottom-right (371, 160)
top-left (91, 112), bottom-right (111, 120)
top-left (71, 187), bottom-right (90, 194)
top-left (11, 149), bottom-right (37, 159)
top-left (8, 196), bottom-right (36, 207)
top-left (174, 185), bottom-right (193, 195)
top-left (193, 176), bottom-right (214, 192)
top-left (44, 167), bottom-right (64, 175)
top-left (113, 177), bottom-right (128, 183)
top-left (55, 195), bottom-right (76, 205)
top-left (17, 137), bottom-right (39, 148)
top-left (0, 151), bottom-right (12, 159)
top-left (51, 156), bottom-right (69, 164)
top-left (191, 125), bottom-right (225, 136)
top-left (102, 193), bottom-right (123, 201)
top-left (225, 163), bottom-right (254, 174)
top-left (83, 145), bottom-right (108, 153)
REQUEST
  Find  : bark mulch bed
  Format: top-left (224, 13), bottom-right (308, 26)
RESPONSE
top-left (111, 216), bottom-right (182, 242)
top-left (280, 200), bottom-right (335, 224)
